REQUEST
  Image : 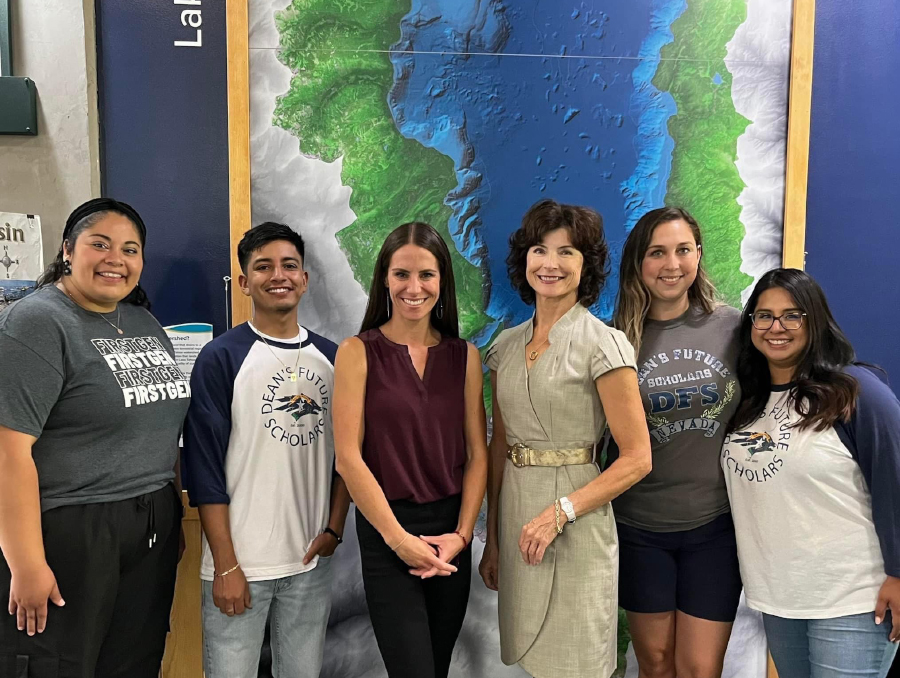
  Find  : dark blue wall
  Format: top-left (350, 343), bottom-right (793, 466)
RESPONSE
top-left (806, 0), bottom-right (900, 385)
top-left (96, 0), bottom-right (230, 335)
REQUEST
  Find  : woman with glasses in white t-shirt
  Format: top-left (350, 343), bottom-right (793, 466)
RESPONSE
top-left (723, 268), bottom-right (900, 678)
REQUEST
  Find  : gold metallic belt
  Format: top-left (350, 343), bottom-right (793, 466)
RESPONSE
top-left (506, 443), bottom-right (594, 468)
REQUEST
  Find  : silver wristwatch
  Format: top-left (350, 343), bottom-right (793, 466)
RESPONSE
top-left (559, 496), bottom-right (576, 524)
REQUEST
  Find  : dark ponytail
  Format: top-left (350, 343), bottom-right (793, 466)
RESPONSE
top-left (124, 285), bottom-right (151, 309)
top-left (35, 249), bottom-right (70, 289)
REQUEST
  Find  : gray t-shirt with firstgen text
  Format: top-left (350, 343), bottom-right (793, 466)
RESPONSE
top-left (0, 287), bottom-right (191, 511)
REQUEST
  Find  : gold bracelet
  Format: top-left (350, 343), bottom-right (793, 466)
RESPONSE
top-left (215, 563), bottom-right (240, 577)
top-left (391, 533), bottom-right (411, 552)
top-left (554, 500), bottom-right (563, 535)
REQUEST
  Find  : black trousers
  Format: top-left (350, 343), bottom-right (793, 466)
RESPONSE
top-left (356, 495), bottom-right (471, 678)
top-left (0, 484), bottom-right (181, 678)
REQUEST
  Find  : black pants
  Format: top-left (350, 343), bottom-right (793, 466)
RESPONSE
top-left (0, 484), bottom-right (181, 678)
top-left (356, 495), bottom-right (471, 678)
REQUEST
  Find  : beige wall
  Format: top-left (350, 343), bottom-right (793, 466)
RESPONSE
top-left (0, 0), bottom-right (100, 265)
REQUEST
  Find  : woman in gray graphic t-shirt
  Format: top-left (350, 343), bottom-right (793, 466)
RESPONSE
top-left (609, 207), bottom-right (743, 678)
top-left (0, 199), bottom-right (190, 678)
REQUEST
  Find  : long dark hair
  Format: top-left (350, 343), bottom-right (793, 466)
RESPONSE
top-left (37, 198), bottom-right (151, 309)
top-left (614, 206), bottom-right (718, 354)
top-left (359, 222), bottom-right (460, 338)
top-left (731, 268), bottom-right (858, 432)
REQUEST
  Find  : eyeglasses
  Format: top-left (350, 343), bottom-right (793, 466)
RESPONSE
top-left (749, 311), bottom-right (807, 331)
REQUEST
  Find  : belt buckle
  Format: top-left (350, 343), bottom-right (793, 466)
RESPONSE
top-left (509, 443), bottom-right (528, 467)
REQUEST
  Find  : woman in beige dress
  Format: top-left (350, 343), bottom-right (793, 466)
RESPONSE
top-left (479, 199), bottom-right (652, 678)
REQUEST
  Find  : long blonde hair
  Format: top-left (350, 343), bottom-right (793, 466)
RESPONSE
top-left (613, 207), bottom-right (718, 354)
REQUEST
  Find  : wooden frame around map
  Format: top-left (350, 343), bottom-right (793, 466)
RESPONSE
top-left (226, 0), bottom-right (253, 328)
top-left (157, 14), bottom-right (826, 678)
top-left (202, 3), bottom-right (818, 677)
top-left (783, 0), bottom-right (816, 270)
top-left (225, 0), bottom-right (815, 326)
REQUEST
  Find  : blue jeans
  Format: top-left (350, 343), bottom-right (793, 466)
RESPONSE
top-left (763, 612), bottom-right (898, 678)
top-left (201, 557), bottom-right (333, 678)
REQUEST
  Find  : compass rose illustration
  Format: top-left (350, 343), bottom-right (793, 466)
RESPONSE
top-left (1, 246), bottom-right (19, 278)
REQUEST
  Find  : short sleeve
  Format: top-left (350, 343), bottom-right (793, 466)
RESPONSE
top-left (484, 329), bottom-right (512, 371)
top-left (0, 332), bottom-right (65, 437)
top-left (590, 328), bottom-right (637, 381)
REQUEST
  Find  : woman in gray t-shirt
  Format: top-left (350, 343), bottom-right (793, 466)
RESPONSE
top-left (608, 207), bottom-right (743, 678)
top-left (0, 199), bottom-right (190, 678)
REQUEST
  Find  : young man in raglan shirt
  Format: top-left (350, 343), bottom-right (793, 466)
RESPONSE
top-left (182, 223), bottom-right (350, 678)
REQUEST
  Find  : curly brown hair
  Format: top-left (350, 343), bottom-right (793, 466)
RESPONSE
top-left (506, 198), bottom-right (609, 306)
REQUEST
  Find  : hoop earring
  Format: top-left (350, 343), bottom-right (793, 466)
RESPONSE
top-left (436, 299), bottom-right (444, 320)
top-left (63, 259), bottom-right (72, 276)
top-left (387, 295), bottom-right (392, 319)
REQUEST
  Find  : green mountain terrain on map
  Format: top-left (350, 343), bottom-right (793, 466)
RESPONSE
top-left (273, 0), bottom-right (490, 339)
top-left (655, 0), bottom-right (753, 306)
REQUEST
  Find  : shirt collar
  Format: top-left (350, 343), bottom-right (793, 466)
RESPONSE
top-left (524, 302), bottom-right (586, 342)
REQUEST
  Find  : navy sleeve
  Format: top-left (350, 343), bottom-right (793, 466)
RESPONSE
top-left (837, 365), bottom-right (900, 577)
top-left (181, 340), bottom-right (238, 506)
top-left (305, 329), bottom-right (339, 479)
top-left (306, 330), bottom-right (338, 366)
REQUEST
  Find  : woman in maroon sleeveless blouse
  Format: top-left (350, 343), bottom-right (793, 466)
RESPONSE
top-left (333, 222), bottom-right (488, 678)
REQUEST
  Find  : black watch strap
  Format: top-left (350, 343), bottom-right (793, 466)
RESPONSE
top-left (324, 527), bottom-right (343, 544)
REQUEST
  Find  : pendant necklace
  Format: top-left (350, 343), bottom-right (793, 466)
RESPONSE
top-left (97, 307), bottom-right (125, 335)
top-left (252, 322), bottom-right (303, 381)
top-left (528, 337), bottom-right (550, 361)
top-left (58, 283), bottom-right (124, 334)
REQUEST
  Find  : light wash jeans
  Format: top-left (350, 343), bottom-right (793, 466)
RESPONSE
top-left (202, 557), bottom-right (333, 678)
top-left (763, 611), bottom-right (898, 678)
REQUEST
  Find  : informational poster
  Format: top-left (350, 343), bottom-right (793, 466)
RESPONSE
top-left (0, 213), bottom-right (43, 281)
top-left (164, 323), bottom-right (213, 379)
top-left (0, 213), bottom-right (42, 312)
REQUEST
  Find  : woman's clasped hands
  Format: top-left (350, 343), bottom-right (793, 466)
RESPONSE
top-left (393, 531), bottom-right (468, 579)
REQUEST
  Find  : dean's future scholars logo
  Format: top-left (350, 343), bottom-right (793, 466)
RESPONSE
top-left (275, 393), bottom-right (323, 421)
top-left (721, 399), bottom-right (792, 484)
top-left (638, 347), bottom-right (737, 444)
top-left (645, 378), bottom-right (736, 444)
top-left (730, 431), bottom-right (776, 461)
top-left (260, 365), bottom-right (331, 448)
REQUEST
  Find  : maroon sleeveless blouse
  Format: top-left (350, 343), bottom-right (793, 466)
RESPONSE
top-left (359, 328), bottom-right (468, 503)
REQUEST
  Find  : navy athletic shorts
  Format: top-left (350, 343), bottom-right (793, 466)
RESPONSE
top-left (616, 512), bottom-right (742, 622)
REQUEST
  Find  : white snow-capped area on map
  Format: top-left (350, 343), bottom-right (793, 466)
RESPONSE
top-left (728, 0), bottom-right (793, 305)
top-left (248, 0), bottom-right (367, 342)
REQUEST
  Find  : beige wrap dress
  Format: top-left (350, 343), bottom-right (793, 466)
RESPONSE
top-left (484, 302), bottom-right (636, 678)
